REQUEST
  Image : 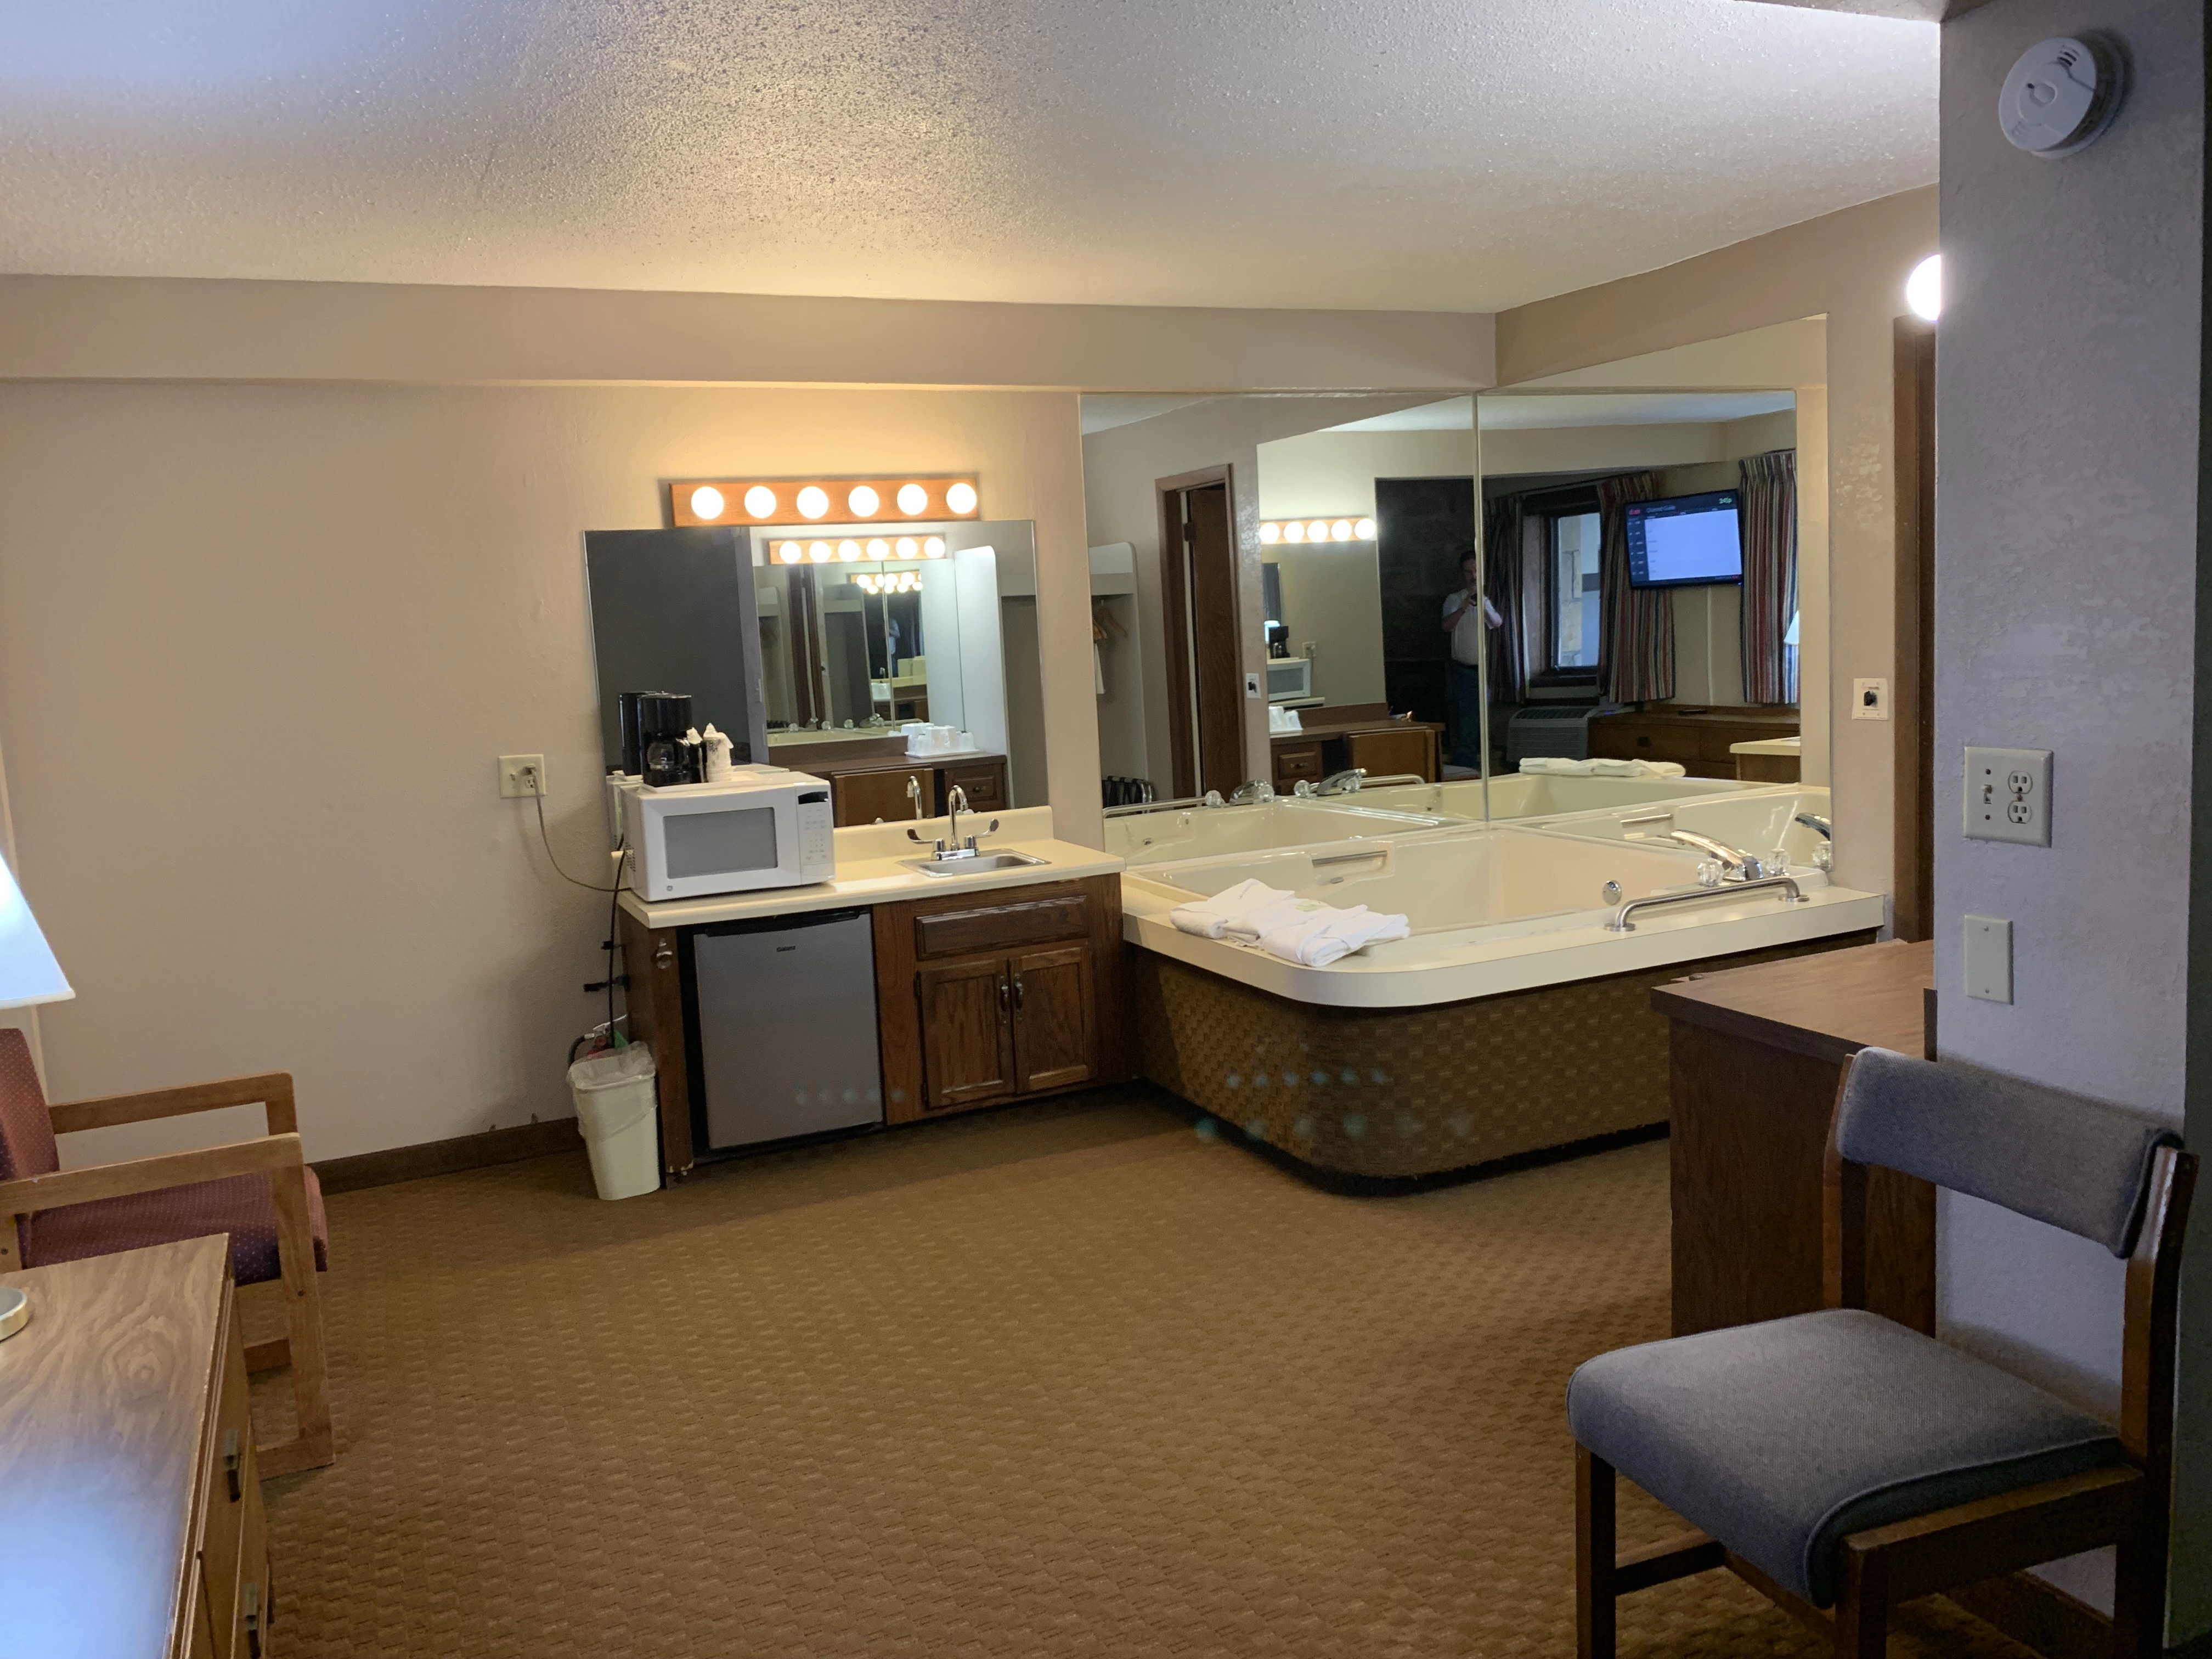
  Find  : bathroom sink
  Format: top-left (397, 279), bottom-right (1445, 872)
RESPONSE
top-left (902, 850), bottom-right (1049, 878)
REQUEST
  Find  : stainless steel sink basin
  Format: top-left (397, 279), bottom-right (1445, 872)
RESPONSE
top-left (902, 850), bottom-right (1049, 878)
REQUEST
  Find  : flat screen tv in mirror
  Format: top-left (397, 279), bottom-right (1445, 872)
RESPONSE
top-left (1624, 490), bottom-right (1743, 589)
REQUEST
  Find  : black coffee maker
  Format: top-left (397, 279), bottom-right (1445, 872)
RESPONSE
top-left (627, 691), bottom-right (697, 786)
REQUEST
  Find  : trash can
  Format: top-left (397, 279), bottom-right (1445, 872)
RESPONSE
top-left (568, 1043), bottom-right (661, 1200)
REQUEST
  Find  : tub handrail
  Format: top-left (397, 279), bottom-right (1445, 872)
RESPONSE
top-left (1606, 874), bottom-right (1807, 933)
top-left (1311, 847), bottom-right (1390, 868)
top-left (1104, 789), bottom-right (1224, 818)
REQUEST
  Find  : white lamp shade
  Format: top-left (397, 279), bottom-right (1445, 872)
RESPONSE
top-left (0, 854), bottom-right (71, 1009)
top-left (1783, 611), bottom-right (1801, 647)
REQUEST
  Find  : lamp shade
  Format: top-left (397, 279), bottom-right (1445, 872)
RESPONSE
top-left (0, 854), bottom-right (71, 1009)
top-left (1783, 610), bottom-right (1801, 648)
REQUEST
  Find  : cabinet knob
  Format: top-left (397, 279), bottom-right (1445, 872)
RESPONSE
top-left (222, 1427), bottom-right (241, 1502)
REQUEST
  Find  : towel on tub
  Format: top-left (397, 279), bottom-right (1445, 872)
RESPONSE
top-left (1519, 757), bottom-right (1688, 779)
top-left (1254, 901), bottom-right (1411, 967)
top-left (1169, 878), bottom-right (1294, 939)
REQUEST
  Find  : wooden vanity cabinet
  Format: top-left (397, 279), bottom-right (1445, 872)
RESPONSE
top-left (876, 874), bottom-right (1125, 1122)
top-left (833, 764), bottom-right (938, 827)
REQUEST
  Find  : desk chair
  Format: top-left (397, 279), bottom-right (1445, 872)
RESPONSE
top-left (0, 1029), bottom-right (334, 1474)
top-left (1568, 1045), bottom-right (2193, 1657)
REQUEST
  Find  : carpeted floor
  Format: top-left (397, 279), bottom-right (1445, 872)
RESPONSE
top-left (245, 1088), bottom-right (2036, 1657)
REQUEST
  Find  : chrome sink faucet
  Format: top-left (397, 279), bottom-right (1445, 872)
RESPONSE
top-left (1313, 769), bottom-right (1368, 797)
top-left (908, 786), bottom-right (1000, 861)
top-left (1226, 780), bottom-right (1276, 805)
top-left (1668, 829), bottom-right (1771, 881)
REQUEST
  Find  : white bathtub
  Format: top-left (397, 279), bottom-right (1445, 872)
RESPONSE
top-left (1355, 772), bottom-right (1757, 821)
top-left (1523, 787), bottom-right (1833, 872)
top-left (1121, 820), bottom-right (1883, 1009)
top-left (1103, 797), bottom-right (1455, 864)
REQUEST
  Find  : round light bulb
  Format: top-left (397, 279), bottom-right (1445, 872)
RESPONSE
top-left (1906, 253), bottom-right (1942, 322)
top-left (895, 536), bottom-right (919, 558)
top-left (1309, 520), bottom-right (1332, 543)
top-left (742, 485), bottom-right (777, 517)
top-left (797, 485), bottom-right (830, 520)
top-left (689, 486), bottom-right (725, 520)
top-left (837, 539), bottom-right (861, 561)
top-left (1330, 519), bottom-right (1353, 542)
top-left (1354, 517), bottom-right (1376, 540)
top-left (923, 537), bottom-right (946, 558)
top-left (848, 484), bottom-right (880, 517)
top-left (1283, 521), bottom-right (1306, 543)
top-left (866, 538), bottom-right (890, 559)
top-left (896, 483), bottom-right (929, 516)
top-left (1259, 521), bottom-right (1282, 544)
top-left (945, 481), bottom-right (978, 515)
top-left (776, 541), bottom-right (802, 565)
top-left (808, 540), bottom-right (832, 562)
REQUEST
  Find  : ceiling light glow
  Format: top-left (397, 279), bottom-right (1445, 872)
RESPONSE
top-left (689, 486), bottom-right (725, 520)
top-left (1906, 253), bottom-right (1943, 321)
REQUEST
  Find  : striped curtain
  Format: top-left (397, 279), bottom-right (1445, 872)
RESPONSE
top-left (1738, 449), bottom-right (1798, 704)
top-left (1597, 471), bottom-right (1670, 704)
top-left (1481, 493), bottom-right (1527, 703)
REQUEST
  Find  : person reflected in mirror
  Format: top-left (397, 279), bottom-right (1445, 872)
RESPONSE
top-left (1442, 549), bottom-right (1502, 770)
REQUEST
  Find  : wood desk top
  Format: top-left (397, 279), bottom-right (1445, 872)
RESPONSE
top-left (0, 1235), bottom-right (230, 1659)
top-left (1269, 705), bottom-right (1444, 746)
top-left (1650, 937), bottom-right (1934, 1065)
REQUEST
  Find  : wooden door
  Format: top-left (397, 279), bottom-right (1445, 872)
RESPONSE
top-left (917, 957), bottom-right (1015, 1110)
top-left (835, 765), bottom-right (936, 827)
top-left (1010, 944), bottom-right (1094, 1093)
top-left (1158, 470), bottom-right (1246, 799)
top-left (1893, 319), bottom-right (1937, 943)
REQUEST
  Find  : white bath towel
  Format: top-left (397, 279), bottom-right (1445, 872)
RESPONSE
top-left (1254, 902), bottom-right (1412, 967)
top-left (1517, 757), bottom-right (1687, 779)
top-left (1169, 878), bottom-right (1294, 940)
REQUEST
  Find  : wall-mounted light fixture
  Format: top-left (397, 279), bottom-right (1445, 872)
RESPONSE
top-left (771, 535), bottom-right (946, 566)
top-left (855, 570), bottom-right (924, 595)
top-left (670, 475), bottom-right (981, 528)
top-left (1259, 516), bottom-right (1377, 546)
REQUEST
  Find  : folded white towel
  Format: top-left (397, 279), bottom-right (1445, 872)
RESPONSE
top-left (1517, 757), bottom-right (1686, 779)
top-left (1169, 878), bottom-right (1294, 940)
top-left (1255, 902), bottom-right (1412, 967)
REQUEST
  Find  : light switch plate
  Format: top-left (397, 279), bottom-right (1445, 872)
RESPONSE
top-left (1852, 678), bottom-right (1890, 720)
top-left (1244, 672), bottom-right (1263, 699)
top-left (1964, 915), bottom-right (2013, 1003)
top-left (499, 754), bottom-right (546, 798)
top-left (1964, 746), bottom-right (2051, 845)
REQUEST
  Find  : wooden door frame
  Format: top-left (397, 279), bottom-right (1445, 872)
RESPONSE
top-left (1893, 319), bottom-right (1937, 943)
top-left (1156, 465), bottom-right (1241, 799)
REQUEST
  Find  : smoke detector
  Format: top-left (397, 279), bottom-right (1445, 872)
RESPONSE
top-left (2000, 36), bottom-right (2124, 158)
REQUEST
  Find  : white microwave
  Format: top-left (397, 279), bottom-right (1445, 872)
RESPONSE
top-left (620, 770), bottom-right (835, 901)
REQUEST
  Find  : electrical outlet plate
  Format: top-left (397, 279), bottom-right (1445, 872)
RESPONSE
top-left (499, 754), bottom-right (546, 798)
top-left (1964, 915), bottom-right (2014, 1003)
top-left (1852, 678), bottom-right (1890, 720)
top-left (1963, 746), bottom-right (2051, 845)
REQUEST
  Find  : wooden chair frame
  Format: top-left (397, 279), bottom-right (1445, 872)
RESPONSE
top-left (1576, 1054), bottom-right (2197, 1658)
top-left (0, 1071), bottom-right (334, 1476)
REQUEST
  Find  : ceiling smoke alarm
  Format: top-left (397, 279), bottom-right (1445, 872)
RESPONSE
top-left (1999, 36), bottom-right (2124, 159)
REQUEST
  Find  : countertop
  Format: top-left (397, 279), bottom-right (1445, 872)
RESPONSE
top-left (620, 805), bottom-right (1122, 929)
top-left (1650, 936), bottom-right (1933, 1063)
top-left (1729, 735), bottom-right (1804, 757)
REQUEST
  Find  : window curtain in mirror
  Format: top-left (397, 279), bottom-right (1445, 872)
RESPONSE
top-left (1481, 493), bottom-right (1526, 704)
top-left (1738, 449), bottom-right (1798, 705)
top-left (1597, 471), bottom-right (1669, 704)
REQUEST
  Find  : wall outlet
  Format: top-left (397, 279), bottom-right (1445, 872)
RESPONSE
top-left (1963, 915), bottom-right (2013, 1003)
top-left (1244, 672), bottom-right (1262, 700)
top-left (1963, 746), bottom-right (2051, 845)
top-left (1852, 678), bottom-right (1890, 720)
top-left (1301, 641), bottom-right (1317, 658)
top-left (499, 754), bottom-right (547, 798)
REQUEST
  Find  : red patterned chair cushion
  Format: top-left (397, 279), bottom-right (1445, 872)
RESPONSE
top-left (0, 1027), bottom-right (60, 1182)
top-left (29, 1167), bottom-right (330, 1284)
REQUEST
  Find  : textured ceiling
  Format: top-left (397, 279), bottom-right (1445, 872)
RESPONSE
top-left (1, 1), bottom-right (1936, 312)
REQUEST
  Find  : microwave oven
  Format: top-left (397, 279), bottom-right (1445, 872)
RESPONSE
top-left (619, 769), bottom-right (836, 901)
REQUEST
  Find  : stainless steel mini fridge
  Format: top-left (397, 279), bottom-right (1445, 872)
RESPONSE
top-left (689, 907), bottom-right (884, 1151)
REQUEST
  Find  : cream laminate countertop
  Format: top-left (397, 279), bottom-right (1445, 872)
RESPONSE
top-left (1729, 735), bottom-right (1803, 757)
top-left (619, 805), bottom-right (1121, 929)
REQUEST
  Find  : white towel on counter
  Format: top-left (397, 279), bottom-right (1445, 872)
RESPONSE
top-left (1254, 901), bottom-right (1411, 967)
top-left (1518, 757), bottom-right (1688, 779)
top-left (1169, 878), bottom-right (1293, 939)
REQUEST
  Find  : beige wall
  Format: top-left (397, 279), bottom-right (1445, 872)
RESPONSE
top-left (1494, 188), bottom-right (1938, 896)
top-left (1266, 545), bottom-right (1388, 707)
top-left (1255, 428), bottom-right (1474, 520)
top-left (0, 382), bottom-right (1086, 1163)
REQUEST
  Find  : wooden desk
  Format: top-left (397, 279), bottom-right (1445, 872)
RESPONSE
top-left (1591, 705), bottom-right (1799, 780)
top-left (0, 1235), bottom-right (272, 1657)
top-left (1651, 938), bottom-right (1936, 1338)
top-left (1269, 702), bottom-right (1442, 789)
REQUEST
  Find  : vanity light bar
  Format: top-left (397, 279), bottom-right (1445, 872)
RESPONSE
top-left (670, 475), bottom-right (981, 528)
top-left (855, 571), bottom-right (923, 595)
top-left (771, 535), bottom-right (947, 566)
top-left (1260, 516), bottom-right (1377, 545)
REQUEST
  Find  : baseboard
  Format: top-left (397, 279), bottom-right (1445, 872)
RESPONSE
top-left (313, 1118), bottom-right (581, 1194)
top-left (1949, 1572), bottom-right (2111, 1659)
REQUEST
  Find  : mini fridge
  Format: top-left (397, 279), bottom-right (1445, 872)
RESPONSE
top-left (688, 907), bottom-right (884, 1152)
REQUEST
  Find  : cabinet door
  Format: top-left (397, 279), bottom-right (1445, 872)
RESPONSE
top-left (917, 957), bottom-right (1015, 1110)
top-left (835, 766), bottom-right (936, 827)
top-left (1344, 726), bottom-right (1435, 784)
top-left (940, 758), bottom-right (1008, 813)
top-left (1272, 742), bottom-right (1325, 789)
top-left (1011, 944), bottom-right (1094, 1094)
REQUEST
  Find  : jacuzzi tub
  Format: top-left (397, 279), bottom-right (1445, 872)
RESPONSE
top-left (1103, 797), bottom-right (1455, 864)
top-left (1526, 787), bottom-right (1833, 872)
top-left (1121, 819), bottom-right (1883, 1183)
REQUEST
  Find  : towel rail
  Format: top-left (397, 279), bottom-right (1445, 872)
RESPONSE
top-left (1605, 874), bottom-right (1806, 933)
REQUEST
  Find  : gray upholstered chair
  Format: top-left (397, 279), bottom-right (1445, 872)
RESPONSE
top-left (1567, 1046), bottom-right (2194, 1658)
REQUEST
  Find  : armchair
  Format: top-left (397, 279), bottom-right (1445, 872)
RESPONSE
top-left (0, 1029), bottom-right (333, 1475)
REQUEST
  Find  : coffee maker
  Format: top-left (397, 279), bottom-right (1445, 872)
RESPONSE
top-left (629, 691), bottom-right (696, 787)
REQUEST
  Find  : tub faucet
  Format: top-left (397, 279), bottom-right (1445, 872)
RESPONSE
top-left (1793, 812), bottom-right (1833, 840)
top-left (1668, 830), bottom-right (1771, 881)
top-left (1227, 780), bottom-right (1276, 806)
top-left (1314, 769), bottom-right (1368, 797)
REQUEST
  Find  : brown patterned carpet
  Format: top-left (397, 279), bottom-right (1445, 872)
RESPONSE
top-left (244, 1088), bottom-right (2035, 1657)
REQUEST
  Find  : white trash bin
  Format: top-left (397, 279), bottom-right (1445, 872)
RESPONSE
top-left (568, 1043), bottom-right (661, 1200)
